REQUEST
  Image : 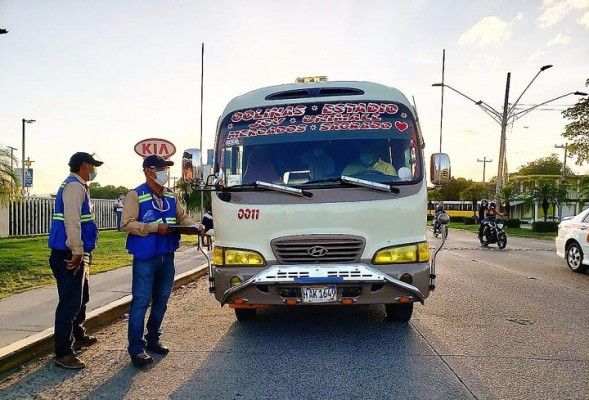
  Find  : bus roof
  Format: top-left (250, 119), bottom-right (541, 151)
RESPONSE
top-left (219, 81), bottom-right (414, 121)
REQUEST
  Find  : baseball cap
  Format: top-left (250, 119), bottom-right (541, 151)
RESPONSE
top-left (68, 152), bottom-right (104, 168)
top-left (143, 155), bottom-right (174, 168)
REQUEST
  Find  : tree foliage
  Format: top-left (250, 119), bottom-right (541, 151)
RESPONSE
top-left (562, 78), bottom-right (589, 165)
top-left (438, 178), bottom-right (472, 200)
top-left (516, 154), bottom-right (572, 176)
top-left (459, 182), bottom-right (491, 216)
top-left (0, 146), bottom-right (19, 205)
top-left (175, 179), bottom-right (211, 220)
top-left (427, 188), bottom-right (443, 213)
top-left (88, 183), bottom-right (130, 199)
top-left (427, 189), bottom-right (443, 202)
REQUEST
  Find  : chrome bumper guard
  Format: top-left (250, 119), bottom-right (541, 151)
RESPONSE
top-left (220, 263), bottom-right (425, 306)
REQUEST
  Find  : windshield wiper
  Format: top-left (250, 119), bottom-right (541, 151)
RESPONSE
top-left (340, 175), bottom-right (400, 193)
top-left (231, 181), bottom-right (313, 198)
top-left (303, 177), bottom-right (343, 185)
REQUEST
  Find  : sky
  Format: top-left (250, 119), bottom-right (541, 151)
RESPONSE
top-left (1, 0), bottom-right (588, 196)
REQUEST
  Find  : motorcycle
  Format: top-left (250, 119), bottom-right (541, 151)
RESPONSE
top-left (479, 219), bottom-right (507, 249)
top-left (432, 212), bottom-right (449, 238)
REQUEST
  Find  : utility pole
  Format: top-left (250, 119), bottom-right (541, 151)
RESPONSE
top-left (477, 157), bottom-right (492, 183)
top-left (496, 72), bottom-right (511, 195)
top-left (555, 143), bottom-right (568, 220)
top-left (555, 143), bottom-right (568, 177)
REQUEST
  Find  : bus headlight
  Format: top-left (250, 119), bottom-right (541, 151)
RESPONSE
top-left (214, 247), bottom-right (266, 267)
top-left (372, 242), bottom-right (429, 264)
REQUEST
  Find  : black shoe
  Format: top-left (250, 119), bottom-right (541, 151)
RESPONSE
top-left (74, 335), bottom-right (97, 350)
top-left (131, 352), bottom-right (153, 368)
top-left (55, 354), bottom-right (86, 370)
top-left (146, 341), bottom-right (169, 355)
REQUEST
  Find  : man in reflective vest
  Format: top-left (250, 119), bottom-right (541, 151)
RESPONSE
top-left (122, 155), bottom-right (204, 368)
top-left (48, 152), bottom-right (103, 370)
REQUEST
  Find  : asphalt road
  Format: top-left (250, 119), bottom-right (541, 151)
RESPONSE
top-left (1, 229), bottom-right (588, 399)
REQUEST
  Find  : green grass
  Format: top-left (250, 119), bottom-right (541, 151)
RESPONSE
top-left (0, 231), bottom-right (200, 299)
top-left (441, 221), bottom-right (557, 239)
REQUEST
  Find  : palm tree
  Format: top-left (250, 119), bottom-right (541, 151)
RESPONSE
top-left (553, 181), bottom-right (569, 219)
top-left (498, 184), bottom-right (518, 219)
top-left (578, 178), bottom-right (589, 211)
top-left (531, 182), bottom-right (559, 221)
top-left (459, 183), bottom-right (491, 217)
top-left (0, 146), bottom-right (19, 205)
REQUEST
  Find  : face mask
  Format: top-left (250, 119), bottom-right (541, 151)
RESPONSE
top-left (88, 170), bottom-right (97, 181)
top-left (359, 153), bottom-right (375, 166)
top-left (152, 170), bottom-right (168, 186)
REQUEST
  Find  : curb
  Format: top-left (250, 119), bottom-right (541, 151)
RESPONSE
top-left (0, 263), bottom-right (209, 376)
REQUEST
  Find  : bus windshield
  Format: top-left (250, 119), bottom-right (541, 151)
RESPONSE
top-left (217, 101), bottom-right (422, 187)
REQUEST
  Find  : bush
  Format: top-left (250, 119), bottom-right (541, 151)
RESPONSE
top-left (462, 217), bottom-right (476, 225)
top-left (504, 219), bottom-right (521, 228)
top-left (531, 221), bottom-right (558, 233)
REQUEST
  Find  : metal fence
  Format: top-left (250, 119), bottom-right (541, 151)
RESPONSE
top-left (9, 197), bottom-right (117, 237)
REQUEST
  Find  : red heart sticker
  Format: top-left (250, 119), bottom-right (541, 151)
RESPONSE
top-left (395, 121), bottom-right (408, 132)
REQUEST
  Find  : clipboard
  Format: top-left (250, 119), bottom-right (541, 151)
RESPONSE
top-left (167, 224), bottom-right (202, 235)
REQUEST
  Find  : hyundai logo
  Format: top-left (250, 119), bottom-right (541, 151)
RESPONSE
top-left (307, 245), bottom-right (329, 257)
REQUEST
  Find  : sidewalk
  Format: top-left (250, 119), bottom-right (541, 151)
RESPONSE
top-left (0, 245), bottom-right (211, 374)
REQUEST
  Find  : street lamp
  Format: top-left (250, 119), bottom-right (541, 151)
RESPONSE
top-left (432, 66), bottom-right (588, 195)
top-left (22, 119), bottom-right (35, 196)
top-left (477, 156), bottom-right (492, 183)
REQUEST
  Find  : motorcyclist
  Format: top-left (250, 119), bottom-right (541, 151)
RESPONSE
top-left (485, 201), bottom-right (504, 220)
top-left (478, 199), bottom-right (489, 239)
top-left (481, 201), bottom-right (504, 237)
top-left (433, 203), bottom-right (446, 234)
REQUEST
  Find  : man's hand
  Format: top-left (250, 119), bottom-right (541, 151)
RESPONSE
top-left (157, 223), bottom-right (172, 235)
top-left (198, 224), bottom-right (206, 236)
top-left (66, 254), bottom-right (83, 274)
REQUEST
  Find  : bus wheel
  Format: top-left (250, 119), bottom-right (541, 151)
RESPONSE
top-left (235, 308), bottom-right (257, 321)
top-left (385, 303), bottom-right (413, 322)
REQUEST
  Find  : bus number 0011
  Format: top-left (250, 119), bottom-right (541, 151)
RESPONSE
top-left (237, 208), bottom-right (260, 220)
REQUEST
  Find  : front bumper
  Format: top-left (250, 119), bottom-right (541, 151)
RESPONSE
top-left (216, 263), bottom-right (428, 306)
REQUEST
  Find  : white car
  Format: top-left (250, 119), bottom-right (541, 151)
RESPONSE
top-left (555, 208), bottom-right (589, 273)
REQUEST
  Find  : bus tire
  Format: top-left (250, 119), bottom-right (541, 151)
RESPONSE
top-left (385, 303), bottom-right (413, 322)
top-left (235, 308), bottom-right (257, 321)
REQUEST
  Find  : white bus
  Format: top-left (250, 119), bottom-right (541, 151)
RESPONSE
top-left (190, 80), bottom-right (450, 322)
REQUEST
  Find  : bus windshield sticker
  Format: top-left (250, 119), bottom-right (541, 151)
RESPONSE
top-left (224, 101), bottom-right (413, 142)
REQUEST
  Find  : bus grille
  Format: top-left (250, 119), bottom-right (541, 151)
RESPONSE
top-left (271, 235), bottom-right (365, 263)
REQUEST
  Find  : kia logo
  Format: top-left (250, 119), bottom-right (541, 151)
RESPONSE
top-left (307, 246), bottom-right (329, 257)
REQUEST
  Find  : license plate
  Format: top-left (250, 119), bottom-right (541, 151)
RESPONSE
top-left (301, 285), bottom-right (337, 303)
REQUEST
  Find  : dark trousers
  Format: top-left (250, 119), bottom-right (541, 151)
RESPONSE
top-left (115, 210), bottom-right (122, 230)
top-left (49, 249), bottom-right (89, 358)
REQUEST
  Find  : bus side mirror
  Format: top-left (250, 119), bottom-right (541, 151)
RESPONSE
top-left (430, 153), bottom-right (451, 185)
top-left (182, 148), bottom-right (202, 184)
